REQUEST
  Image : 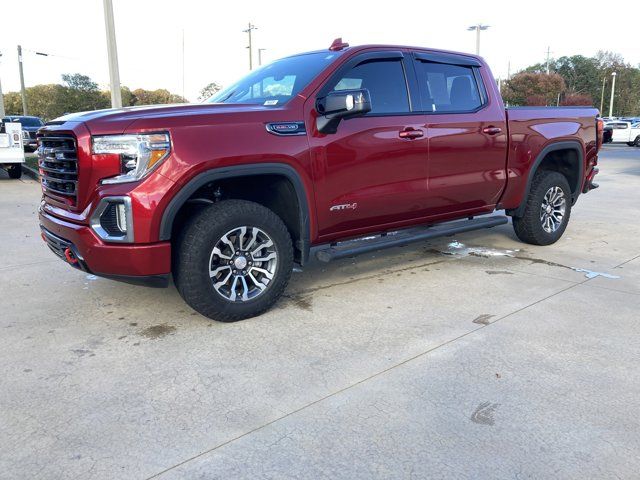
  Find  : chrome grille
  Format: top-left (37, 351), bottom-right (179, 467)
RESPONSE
top-left (38, 135), bottom-right (78, 205)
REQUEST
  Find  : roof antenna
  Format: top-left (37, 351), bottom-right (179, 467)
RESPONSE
top-left (329, 38), bottom-right (349, 51)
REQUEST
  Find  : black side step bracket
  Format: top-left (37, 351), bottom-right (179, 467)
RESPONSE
top-left (315, 215), bottom-right (509, 263)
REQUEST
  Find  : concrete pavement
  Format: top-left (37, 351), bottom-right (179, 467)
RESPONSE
top-left (1, 145), bottom-right (639, 479)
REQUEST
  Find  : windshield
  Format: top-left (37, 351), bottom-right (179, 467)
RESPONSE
top-left (207, 51), bottom-right (340, 106)
top-left (2, 117), bottom-right (43, 127)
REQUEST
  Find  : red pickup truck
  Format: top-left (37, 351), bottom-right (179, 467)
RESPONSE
top-left (38, 40), bottom-right (602, 321)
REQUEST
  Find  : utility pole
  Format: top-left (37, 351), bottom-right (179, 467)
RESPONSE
top-left (17, 45), bottom-right (28, 115)
top-left (0, 52), bottom-right (5, 117)
top-left (467, 25), bottom-right (489, 55)
top-left (609, 72), bottom-right (617, 118)
top-left (507, 60), bottom-right (511, 80)
top-left (181, 29), bottom-right (185, 101)
top-left (600, 76), bottom-right (607, 114)
top-left (103, 0), bottom-right (122, 108)
top-left (243, 23), bottom-right (257, 70)
top-left (545, 46), bottom-right (552, 74)
top-left (258, 48), bottom-right (266, 66)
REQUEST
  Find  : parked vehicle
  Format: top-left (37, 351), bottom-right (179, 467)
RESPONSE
top-left (1, 115), bottom-right (44, 151)
top-left (0, 121), bottom-right (25, 179)
top-left (38, 40), bottom-right (602, 321)
top-left (605, 120), bottom-right (640, 146)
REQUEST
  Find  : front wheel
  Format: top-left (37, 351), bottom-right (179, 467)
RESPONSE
top-left (174, 200), bottom-right (293, 322)
top-left (7, 164), bottom-right (22, 179)
top-left (512, 171), bottom-right (572, 246)
top-left (634, 136), bottom-right (640, 147)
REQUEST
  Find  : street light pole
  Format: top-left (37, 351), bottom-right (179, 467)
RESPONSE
top-left (243, 23), bottom-right (258, 70)
top-left (0, 52), bottom-right (5, 117)
top-left (17, 45), bottom-right (28, 115)
top-left (609, 72), bottom-right (617, 118)
top-left (600, 76), bottom-right (607, 115)
top-left (103, 0), bottom-right (122, 108)
top-left (467, 25), bottom-right (489, 55)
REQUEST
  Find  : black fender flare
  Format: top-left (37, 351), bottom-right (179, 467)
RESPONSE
top-left (507, 140), bottom-right (584, 218)
top-left (159, 163), bottom-right (311, 263)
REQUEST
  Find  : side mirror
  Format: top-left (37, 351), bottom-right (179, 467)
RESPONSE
top-left (316, 89), bottom-right (372, 134)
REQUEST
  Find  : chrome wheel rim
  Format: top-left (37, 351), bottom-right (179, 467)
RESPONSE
top-left (540, 186), bottom-right (566, 233)
top-left (209, 226), bottom-right (278, 302)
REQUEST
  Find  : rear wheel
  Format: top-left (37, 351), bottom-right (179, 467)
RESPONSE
top-left (513, 171), bottom-right (572, 246)
top-left (174, 200), bottom-right (293, 322)
top-left (7, 164), bottom-right (22, 179)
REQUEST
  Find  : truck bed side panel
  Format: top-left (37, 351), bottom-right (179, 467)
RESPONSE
top-left (500, 107), bottom-right (598, 210)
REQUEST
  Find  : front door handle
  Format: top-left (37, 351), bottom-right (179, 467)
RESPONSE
top-left (399, 128), bottom-right (424, 139)
top-left (482, 126), bottom-right (502, 135)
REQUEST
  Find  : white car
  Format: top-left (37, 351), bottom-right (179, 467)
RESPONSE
top-left (605, 121), bottom-right (640, 146)
top-left (0, 121), bottom-right (25, 179)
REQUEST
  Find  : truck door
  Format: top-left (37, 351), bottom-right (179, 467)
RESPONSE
top-left (411, 53), bottom-right (508, 216)
top-left (609, 122), bottom-right (630, 142)
top-left (307, 51), bottom-right (430, 239)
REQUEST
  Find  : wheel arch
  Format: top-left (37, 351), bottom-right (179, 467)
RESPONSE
top-left (159, 163), bottom-right (311, 264)
top-left (507, 140), bottom-right (584, 218)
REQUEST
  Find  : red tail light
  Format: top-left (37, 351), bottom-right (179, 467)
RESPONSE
top-left (596, 118), bottom-right (604, 151)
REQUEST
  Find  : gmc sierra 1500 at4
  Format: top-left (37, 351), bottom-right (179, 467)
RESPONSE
top-left (37, 39), bottom-right (602, 321)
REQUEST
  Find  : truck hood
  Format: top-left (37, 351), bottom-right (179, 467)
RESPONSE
top-left (51, 103), bottom-right (283, 135)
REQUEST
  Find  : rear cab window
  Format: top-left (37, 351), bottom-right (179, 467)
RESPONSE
top-left (413, 54), bottom-right (486, 113)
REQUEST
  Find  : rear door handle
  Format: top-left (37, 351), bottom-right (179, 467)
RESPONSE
top-left (482, 126), bottom-right (502, 135)
top-left (399, 128), bottom-right (424, 139)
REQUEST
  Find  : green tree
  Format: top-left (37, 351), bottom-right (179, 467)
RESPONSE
top-left (502, 73), bottom-right (566, 106)
top-left (131, 88), bottom-right (187, 106)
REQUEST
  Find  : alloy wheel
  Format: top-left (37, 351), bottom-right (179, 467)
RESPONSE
top-left (539, 186), bottom-right (566, 233)
top-left (208, 226), bottom-right (278, 302)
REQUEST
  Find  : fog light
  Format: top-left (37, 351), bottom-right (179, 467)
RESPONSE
top-left (116, 203), bottom-right (127, 233)
top-left (90, 196), bottom-right (134, 243)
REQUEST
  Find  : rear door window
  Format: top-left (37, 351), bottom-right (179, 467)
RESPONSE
top-left (415, 61), bottom-right (484, 113)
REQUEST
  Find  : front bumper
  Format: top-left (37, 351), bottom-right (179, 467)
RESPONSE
top-left (39, 209), bottom-right (171, 287)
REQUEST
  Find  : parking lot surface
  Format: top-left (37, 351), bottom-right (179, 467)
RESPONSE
top-left (1, 145), bottom-right (639, 479)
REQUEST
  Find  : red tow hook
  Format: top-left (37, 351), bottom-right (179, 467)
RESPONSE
top-left (64, 247), bottom-right (79, 265)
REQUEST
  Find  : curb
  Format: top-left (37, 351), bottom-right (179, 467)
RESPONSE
top-left (22, 164), bottom-right (40, 181)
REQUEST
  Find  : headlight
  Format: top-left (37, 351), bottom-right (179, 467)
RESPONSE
top-left (93, 133), bottom-right (171, 184)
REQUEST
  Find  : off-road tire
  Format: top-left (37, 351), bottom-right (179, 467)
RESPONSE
top-left (513, 171), bottom-right (572, 246)
top-left (7, 165), bottom-right (22, 179)
top-left (174, 200), bottom-right (293, 322)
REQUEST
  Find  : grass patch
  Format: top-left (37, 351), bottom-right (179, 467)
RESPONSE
top-left (24, 153), bottom-right (39, 171)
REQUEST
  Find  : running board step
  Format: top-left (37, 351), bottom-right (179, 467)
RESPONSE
top-left (315, 215), bottom-right (509, 263)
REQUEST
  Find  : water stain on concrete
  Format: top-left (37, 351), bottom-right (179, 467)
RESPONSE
top-left (472, 314), bottom-right (495, 325)
top-left (281, 294), bottom-right (313, 311)
top-left (485, 270), bottom-right (514, 275)
top-left (471, 402), bottom-right (499, 426)
top-left (139, 324), bottom-right (177, 339)
top-left (70, 349), bottom-right (92, 357)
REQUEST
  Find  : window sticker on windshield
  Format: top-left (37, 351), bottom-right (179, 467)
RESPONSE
top-left (264, 99), bottom-right (278, 106)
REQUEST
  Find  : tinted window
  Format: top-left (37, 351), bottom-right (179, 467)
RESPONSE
top-left (2, 116), bottom-right (42, 127)
top-left (415, 61), bottom-right (483, 112)
top-left (208, 52), bottom-right (341, 106)
top-left (330, 59), bottom-right (410, 114)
